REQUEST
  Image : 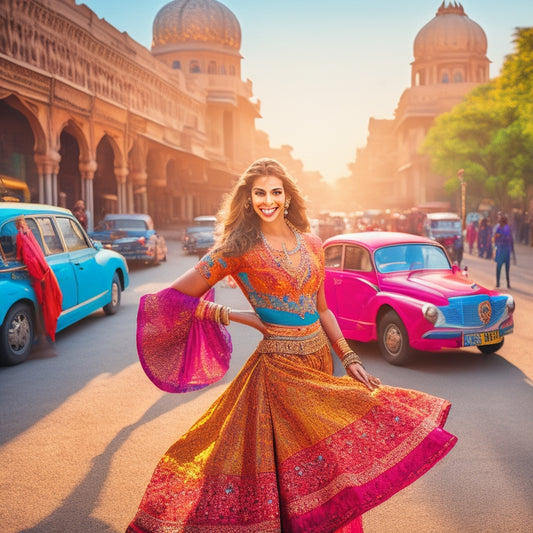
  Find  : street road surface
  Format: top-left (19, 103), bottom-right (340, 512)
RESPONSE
top-left (1, 233), bottom-right (532, 533)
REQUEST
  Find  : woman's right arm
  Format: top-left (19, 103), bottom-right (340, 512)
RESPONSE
top-left (170, 268), bottom-right (267, 335)
top-left (170, 267), bottom-right (212, 296)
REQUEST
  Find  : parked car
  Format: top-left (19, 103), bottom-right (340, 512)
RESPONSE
top-left (422, 212), bottom-right (464, 266)
top-left (323, 232), bottom-right (515, 365)
top-left (0, 202), bottom-right (129, 365)
top-left (89, 213), bottom-right (167, 266)
top-left (183, 215), bottom-right (216, 256)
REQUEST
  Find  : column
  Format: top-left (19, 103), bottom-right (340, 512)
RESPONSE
top-left (79, 160), bottom-right (97, 232)
top-left (114, 167), bottom-right (129, 214)
top-left (34, 150), bottom-right (60, 205)
top-left (130, 171), bottom-right (147, 215)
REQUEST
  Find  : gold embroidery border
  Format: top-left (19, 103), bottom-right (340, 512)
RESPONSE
top-left (258, 328), bottom-right (327, 356)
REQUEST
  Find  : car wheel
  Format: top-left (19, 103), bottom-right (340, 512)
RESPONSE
top-left (377, 310), bottom-right (413, 365)
top-left (103, 273), bottom-right (121, 315)
top-left (0, 302), bottom-right (35, 365)
top-left (477, 338), bottom-right (504, 354)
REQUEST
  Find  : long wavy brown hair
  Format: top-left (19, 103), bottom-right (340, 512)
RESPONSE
top-left (214, 158), bottom-right (310, 256)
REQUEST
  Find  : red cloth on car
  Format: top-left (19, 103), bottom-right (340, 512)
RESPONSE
top-left (16, 228), bottom-right (63, 341)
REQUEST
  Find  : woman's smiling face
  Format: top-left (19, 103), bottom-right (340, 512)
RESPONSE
top-left (251, 175), bottom-right (288, 226)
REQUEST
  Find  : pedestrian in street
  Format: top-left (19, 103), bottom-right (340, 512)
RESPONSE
top-left (127, 158), bottom-right (457, 533)
top-left (15, 215), bottom-right (62, 352)
top-left (466, 219), bottom-right (478, 254)
top-left (72, 199), bottom-right (88, 231)
top-left (494, 214), bottom-right (514, 288)
top-left (478, 217), bottom-right (492, 258)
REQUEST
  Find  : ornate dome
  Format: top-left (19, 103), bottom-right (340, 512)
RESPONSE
top-left (152, 0), bottom-right (241, 50)
top-left (414, 2), bottom-right (487, 59)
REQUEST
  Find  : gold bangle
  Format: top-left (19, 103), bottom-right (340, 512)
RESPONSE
top-left (333, 337), bottom-right (352, 357)
top-left (342, 351), bottom-right (364, 369)
top-left (195, 301), bottom-right (231, 326)
top-left (220, 306), bottom-right (231, 326)
top-left (195, 299), bottom-right (209, 320)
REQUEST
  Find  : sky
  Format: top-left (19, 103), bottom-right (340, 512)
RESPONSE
top-left (79, 0), bottom-right (533, 181)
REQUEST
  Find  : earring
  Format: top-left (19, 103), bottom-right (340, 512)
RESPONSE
top-left (245, 198), bottom-right (252, 210)
top-left (284, 200), bottom-right (290, 216)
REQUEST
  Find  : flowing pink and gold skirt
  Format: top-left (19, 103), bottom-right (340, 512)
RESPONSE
top-left (128, 321), bottom-right (456, 532)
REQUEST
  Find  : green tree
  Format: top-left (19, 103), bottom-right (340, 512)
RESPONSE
top-left (422, 28), bottom-right (533, 213)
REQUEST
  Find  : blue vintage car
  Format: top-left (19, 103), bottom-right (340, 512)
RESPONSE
top-left (183, 215), bottom-right (216, 256)
top-left (0, 202), bottom-right (130, 365)
top-left (89, 213), bottom-right (167, 265)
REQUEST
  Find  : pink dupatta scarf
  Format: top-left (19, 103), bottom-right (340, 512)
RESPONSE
top-left (136, 287), bottom-right (232, 393)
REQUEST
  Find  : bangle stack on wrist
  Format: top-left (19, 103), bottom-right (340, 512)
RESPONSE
top-left (341, 351), bottom-right (363, 370)
top-left (195, 300), bottom-right (231, 326)
top-left (333, 337), bottom-right (364, 369)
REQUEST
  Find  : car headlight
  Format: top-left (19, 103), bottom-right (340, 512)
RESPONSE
top-left (506, 295), bottom-right (515, 314)
top-left (423, 303), bottom-right (440, 324)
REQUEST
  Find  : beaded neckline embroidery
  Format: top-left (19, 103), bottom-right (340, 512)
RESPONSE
top-left (260, 222), bottom-right (310, 286)
top-left (260, 221), bottom-right (302, 272)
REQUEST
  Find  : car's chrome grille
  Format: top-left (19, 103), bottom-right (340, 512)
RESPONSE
top-left (440, 296), bottom-right (507, 328)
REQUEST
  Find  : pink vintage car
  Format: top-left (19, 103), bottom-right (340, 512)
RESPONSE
top-left (323, 232), bottom-right (515, 365)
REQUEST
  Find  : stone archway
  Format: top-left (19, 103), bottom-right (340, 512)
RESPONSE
top-left (57, 119), bottom-right (91, 211)
top-left (58, 131), bottom-right (81, 208)
top-left (0, 97), bottom-right (40, 201)
top-left (94, 135), bottom-right (117, 221)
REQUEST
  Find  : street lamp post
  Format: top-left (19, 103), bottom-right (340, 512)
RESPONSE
top-left (457, 169), bottom-right (466, 232)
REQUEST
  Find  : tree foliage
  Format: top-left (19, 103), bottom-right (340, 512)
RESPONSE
top-left (422, 28), bottom-right (533, 211)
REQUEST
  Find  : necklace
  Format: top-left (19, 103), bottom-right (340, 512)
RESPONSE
top-left (261, 222), bottom-right (302, 271)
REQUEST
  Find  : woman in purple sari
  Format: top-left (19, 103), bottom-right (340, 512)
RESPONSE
top-left (127, 158), bottom-right (456, 533)
top-left (494, 214), bottom-right (514, 288)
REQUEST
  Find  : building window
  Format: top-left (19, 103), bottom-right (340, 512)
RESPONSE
top-left (172, 60), bottom-right (181, 69)
top-left (220, 65), bottom-right (226, 75)
top-left (229, 65), bottom-right (236, 76)
top-left (190, 60), bottom-right (200, 73)
top-left (208, 61), bottom-right (217, 74)
top-left (453, 71), bottom-right (463, 82)
top-left (441, 72), bottom-right (449, 83)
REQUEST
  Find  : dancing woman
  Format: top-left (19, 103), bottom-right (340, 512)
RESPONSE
top-left (127, 158), bottom-right (456, 533)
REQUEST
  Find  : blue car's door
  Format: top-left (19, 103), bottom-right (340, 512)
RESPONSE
top-left (55, 216), bottom-right (105, 304)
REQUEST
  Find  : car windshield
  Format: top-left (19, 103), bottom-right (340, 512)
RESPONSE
top-left (374, 243), bottom-right (450, 273)
top-left (98, 219), bottom-right (148, 231)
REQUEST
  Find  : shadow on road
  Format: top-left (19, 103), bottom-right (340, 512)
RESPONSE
top-left (17, 392), bottom-right (181, 533)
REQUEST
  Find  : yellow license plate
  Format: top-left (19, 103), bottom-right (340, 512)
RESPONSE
top-left (463, 330), bottom-right (502, 347)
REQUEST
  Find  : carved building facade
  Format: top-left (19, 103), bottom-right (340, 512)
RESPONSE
top-left (0, 0), bottom-right (261, 228)
top-left (350, 2), bottom-right (490, 210)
